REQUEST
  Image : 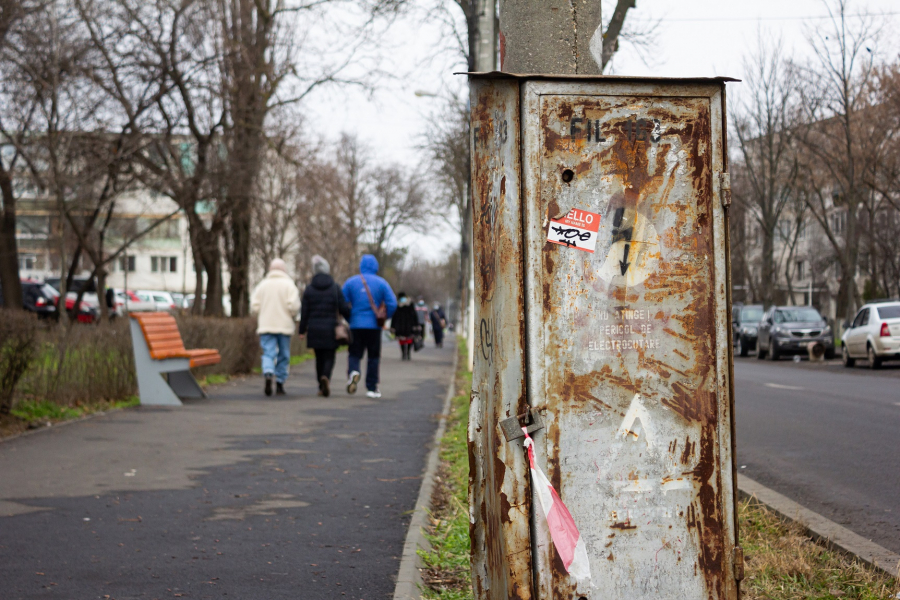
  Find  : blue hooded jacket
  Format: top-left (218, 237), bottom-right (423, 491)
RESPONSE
top-left (342, 255), bottom-right (398, 329)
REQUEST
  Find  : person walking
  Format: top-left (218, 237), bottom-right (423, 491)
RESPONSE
top-left (390, 292), bottom-right (420, 361)
top-left (430, 302), bottom-right (447, 348)
top-left (415, 298), bottom-right (429, 341)
top-left (342, 254), bottom-right (397, 398)
top-left (250, 258), bottom-right (301, 396)
top-left (298, 255), bottom-right (350, 398)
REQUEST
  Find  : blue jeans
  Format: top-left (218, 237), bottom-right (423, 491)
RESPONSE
top-left (348, 328), bottom-right (381, 392)
top-left (260, 334), bottom-right (291, 383)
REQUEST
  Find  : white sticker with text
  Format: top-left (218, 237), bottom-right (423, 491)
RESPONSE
top-left (547, 208), bottom-right (601, 253)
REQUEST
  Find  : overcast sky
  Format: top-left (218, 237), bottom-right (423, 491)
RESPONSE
top-left (301, 0), bottom-right (899, 261)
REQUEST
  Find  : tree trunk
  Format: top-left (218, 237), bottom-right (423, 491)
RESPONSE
top-left (227, 201), bottom-right (252, 317)
top-left (0, 164), bottom-right (22, 310)
top-left (760, 227), bottom-right (776, 307)
top-left (197, 226), bottom-right (223, 317)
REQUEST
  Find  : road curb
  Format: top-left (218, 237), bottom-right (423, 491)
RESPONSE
top-left (738, 474), bottom-right (900, 579)
top-left (392, 345), bottom-right (459, 600)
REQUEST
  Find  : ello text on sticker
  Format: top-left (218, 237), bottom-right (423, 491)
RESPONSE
top-left (547, 208), bottom-right (601, 253)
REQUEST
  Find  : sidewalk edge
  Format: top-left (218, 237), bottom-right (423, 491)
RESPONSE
top-left (738, 474), bottom-right (900, 579)
top-left (393, 345), bottom-right (460, 600)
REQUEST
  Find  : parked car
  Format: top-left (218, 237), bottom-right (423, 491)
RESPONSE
top-left (757, 306), bottom-right (835, 361)
top-left (183, 293), bottom-right (231, 316)
top-left (170, 292), bottom-right (185, 312)
top-left (110, 289), bottom-right (157, 316)
top-left (46, 276), bottom-right (101, 312)
top-left (0, 279), bottom-right (59, 319)
top-left (841, 300), bottom-right (900, 369)
top-left (136, 290), bottom-right (180, 312)
top-left (732, 303), bottom-right (764, 357)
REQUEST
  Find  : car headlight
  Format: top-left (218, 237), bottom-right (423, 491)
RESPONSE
top-left (744, 326), bottom-right (757, 335)
top-left (822, 325), bottom-right (832, 336)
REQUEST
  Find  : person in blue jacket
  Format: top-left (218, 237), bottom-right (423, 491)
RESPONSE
top-left (341, 254), bottom-right (397, 398)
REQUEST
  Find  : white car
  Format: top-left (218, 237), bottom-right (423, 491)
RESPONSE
top-left (841, 301), bottom-right (900, 368)
top-left (112, 289), bottom-right (157, 315)
top-left (136, 290), bottom-right (180, 312)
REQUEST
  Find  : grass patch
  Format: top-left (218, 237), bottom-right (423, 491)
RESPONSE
top-left (416, 339), bottom-right (898, 600)
top-left (290, 352), bottom-right (314, 366)
top-left (252, 352), bottom-right (315, 374)
top-left (199, 373), bottom-right (230, 386)
top-left (9, 396), bottom-right (140, 425)
top-left (740, 497), bottom-right (899, 599)
top-left (420, 336), bottom-right (474, 600)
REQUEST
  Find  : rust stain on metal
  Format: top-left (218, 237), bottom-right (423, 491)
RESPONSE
top-left (469, 77), bottom-right (535, 600)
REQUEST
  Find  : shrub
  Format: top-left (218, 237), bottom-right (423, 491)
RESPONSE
top-left (11, 315), bottom-right (265, 413)
top-left (0, 309), bottom-right (39, 414)
top-left (19, 319), bottom-right (136, 406)
top-left (175, 316), bottom-right (260, 377)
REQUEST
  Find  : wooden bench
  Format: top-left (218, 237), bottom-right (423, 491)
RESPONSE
top-left (129, 312), bottom-right (221, 406)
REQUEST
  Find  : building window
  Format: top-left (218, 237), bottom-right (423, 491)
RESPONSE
top-left (796, 260), bottom-right (804, 280)
top-left (831, 211), bottom-right (846, 235)
top-left (18, 254), bottom-right (36, 270)
top-left (151, 256), bottom-right (177, 273)
top-left (118, 255), bottom-right (136, 272)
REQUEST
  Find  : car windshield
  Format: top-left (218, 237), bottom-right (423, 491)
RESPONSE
top-left (774, 308), bottom-right (822, 323)
top-left (41, 284), bottom-right (59, 299)
top-left (876, 305), bottom-right (900, 320)
top-left (741, 307), bottom-right (763, 322)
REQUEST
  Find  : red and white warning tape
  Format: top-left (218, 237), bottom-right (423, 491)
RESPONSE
top-left (523, 427), bottom-right (592, 581)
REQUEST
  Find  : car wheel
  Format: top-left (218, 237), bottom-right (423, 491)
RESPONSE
top-left (824, 347), bottom-right (835, 360)
top-left (767, 339), bottom-right (780, 361)
top-left (867, 344), bottom-right (882, 369)
top-left (738, 336), bottom-right (749, 357)
top-left (842, 344), bottom-right (855, 368)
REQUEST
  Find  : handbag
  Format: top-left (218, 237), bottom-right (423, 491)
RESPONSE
top-left (413, 336), bottom-right (424, 352)
top-left (360, 275), bottom-right (387, 328)
top-left (333, 286), bottom-right (352, 346)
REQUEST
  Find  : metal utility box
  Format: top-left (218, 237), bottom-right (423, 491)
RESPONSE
top-left (469, 73), bottom-right (739, 600)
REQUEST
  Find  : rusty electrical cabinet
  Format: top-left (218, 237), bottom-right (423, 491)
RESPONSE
top-left (470, 73), bottom-right (739, 600)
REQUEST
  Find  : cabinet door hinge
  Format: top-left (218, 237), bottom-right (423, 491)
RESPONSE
top-left (720, 172), bottom-right (732, 209)
top-left (733, 546), bottom-right (744, 581)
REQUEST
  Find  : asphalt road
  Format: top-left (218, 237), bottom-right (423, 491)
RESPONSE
top-left (734, 355), bottom-right (900, 554)
top-left (0, 336), bottom-right (454, 600)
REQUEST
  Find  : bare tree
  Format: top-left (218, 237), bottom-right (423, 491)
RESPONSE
top-left (731, 34), bottom-right (801, 307)
top-left (365, 165), bottom-right (429, 265)
top-left (217, 0), bottom-right (408, 316)
top-left (794, 0), bottom-right (885, 322)
top-left (0, 0), bottom-right (29, 310)
top-left (0, 0), bottom-right (99, 324)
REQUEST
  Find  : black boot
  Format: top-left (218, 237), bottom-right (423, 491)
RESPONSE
top-left (264, 374), bottom-right (273, 396)
top-left (276, 382), bottom-right (286, 395)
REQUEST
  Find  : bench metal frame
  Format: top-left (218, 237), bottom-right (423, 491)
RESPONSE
top-left (129, 318), bottom-right (207, 406)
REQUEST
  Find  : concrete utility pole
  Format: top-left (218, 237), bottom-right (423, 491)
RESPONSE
top-left (476, 0), bottom-right (498, 72)
top-left (498, 0), bottom-right (603, 73)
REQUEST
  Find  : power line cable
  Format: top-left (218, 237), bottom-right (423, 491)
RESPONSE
top-left (631, 12), bottom-right (898, 23)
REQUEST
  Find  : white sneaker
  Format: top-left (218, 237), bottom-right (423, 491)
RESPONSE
top-left (347, 371), bottom-right (360, 394)
top-left (366, 390), bottom-right (382, 399)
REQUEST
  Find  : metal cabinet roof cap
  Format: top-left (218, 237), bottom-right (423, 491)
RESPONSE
top-left (460, 71), bottom-right (740, 84)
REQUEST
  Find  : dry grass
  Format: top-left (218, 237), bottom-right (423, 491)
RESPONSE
top-left (740, 497), bottom-right (899, 600)
top-left (420, 337), bottom-right (474, 600)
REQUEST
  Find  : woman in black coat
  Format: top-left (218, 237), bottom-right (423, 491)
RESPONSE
top-left (298, 255), bottom-right (350, 397)
top-left (390, 292), bottom-right (420, 361)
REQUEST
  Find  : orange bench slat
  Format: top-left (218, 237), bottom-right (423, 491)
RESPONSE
top-left (131, 312), bottom-right (219, 367)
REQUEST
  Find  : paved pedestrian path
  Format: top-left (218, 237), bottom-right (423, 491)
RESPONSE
top-left (0, 336), bottom-right (455, 600)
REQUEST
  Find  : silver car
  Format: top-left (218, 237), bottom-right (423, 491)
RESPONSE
top-left (841, 301), bottom-right (900, 369)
